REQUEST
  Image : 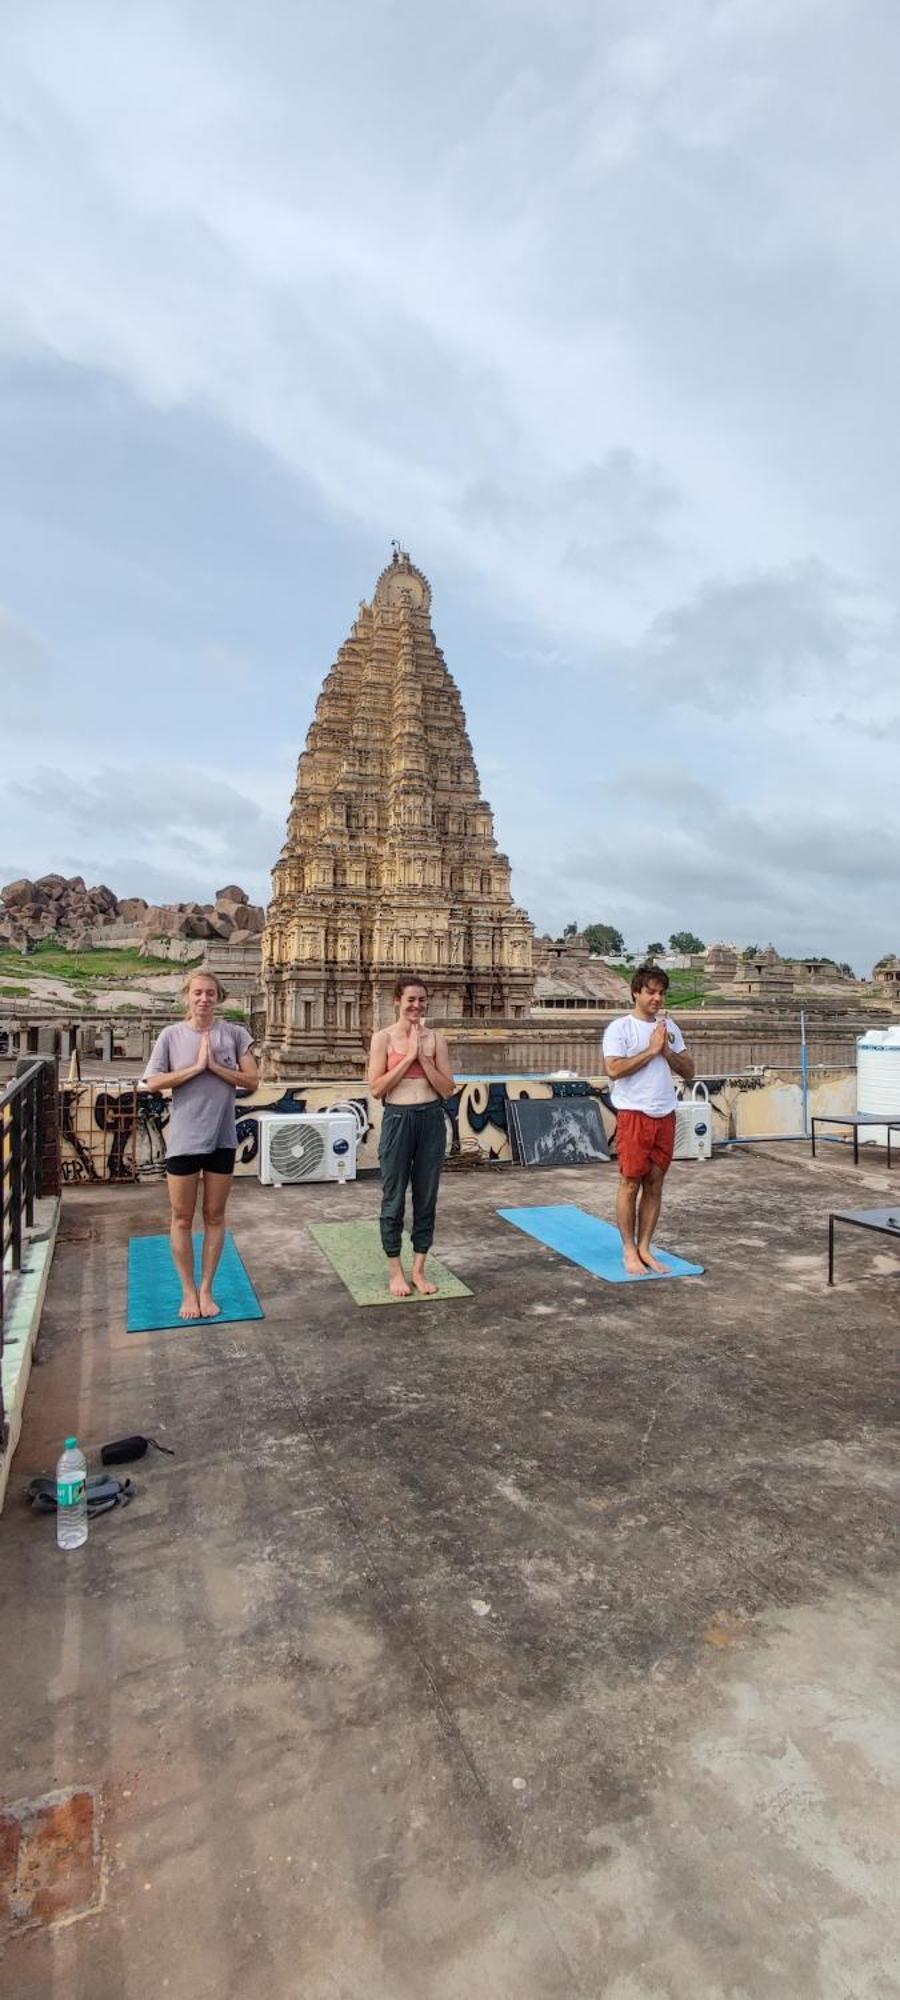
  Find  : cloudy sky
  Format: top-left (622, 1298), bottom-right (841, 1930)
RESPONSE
top-left (2, 0), bottom-right (898, 971)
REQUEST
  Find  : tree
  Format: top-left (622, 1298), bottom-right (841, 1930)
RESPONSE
top-left (583, 923), bottom-right (625, 956)
top-left (669, 931), bottom-right (705, 955)
top-left (646, 942), bottom-right (665, 960)
top-left (562, 921), bottom-right (578, 938)
top-left (742, 943), bottom-right (762, 960)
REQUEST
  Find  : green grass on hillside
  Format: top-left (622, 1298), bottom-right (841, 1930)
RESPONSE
top-left (0, 941), bottom-right (203, 984)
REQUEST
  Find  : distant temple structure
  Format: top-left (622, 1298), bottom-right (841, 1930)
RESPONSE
top-left (262, 549), bottom-right (534, 1076)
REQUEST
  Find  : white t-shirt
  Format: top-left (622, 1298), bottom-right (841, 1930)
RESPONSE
top-left (601, 1013), bottom-right (686, 1116)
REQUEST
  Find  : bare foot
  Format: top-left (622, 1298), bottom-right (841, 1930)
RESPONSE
top-left (411, 1270), bottom-right (438, 1297)
top-left (638, 1249), bottom-right (669, 1275)
top-left (623, 1249), bottom-right (648, 1278)
top-left (179, 1291), bottom-right (202, 1319)
top-left (388, 1268), bottom-right (412, 1299)
top-left (198, 1290), bottom-right (221, 1319)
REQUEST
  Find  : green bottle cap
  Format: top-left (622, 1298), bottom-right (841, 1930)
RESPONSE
top-left (65, 1436), bottom-right (77, 1449)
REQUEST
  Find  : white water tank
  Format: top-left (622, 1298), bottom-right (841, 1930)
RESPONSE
top-left (856, 1025), bottom-right (900, 1144)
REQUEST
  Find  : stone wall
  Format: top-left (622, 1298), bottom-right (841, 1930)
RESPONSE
top-left (445, 1013), bottom-right (872, 1077)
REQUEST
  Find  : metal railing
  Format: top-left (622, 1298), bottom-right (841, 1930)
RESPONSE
top-left (0, 1057), bottom-right (61, 1453)
top-left (1, 1063), bottom-right (44, 1446)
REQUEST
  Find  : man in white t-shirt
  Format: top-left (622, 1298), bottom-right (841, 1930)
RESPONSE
top-left (601, 964), bottom-right (695, 1276)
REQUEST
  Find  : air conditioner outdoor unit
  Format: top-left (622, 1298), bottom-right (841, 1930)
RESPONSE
top-left (674, 1081), bottom-right (713, 1162)
top-left (256, 1112), bottom-right (357, 1186)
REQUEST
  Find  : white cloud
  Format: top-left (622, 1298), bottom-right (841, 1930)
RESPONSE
top-left (627, 563), bottom-right (895, 714)
top-left (0, 607), bottom-right (54, 730)
top-left (558, 773), bottom-right (900, 971)
top-left (5, 766), bottom-right (282, 905)
top-left (5, 1), bottom-right (894, 630)
top-left (0, 1), bottom-right (898, 964)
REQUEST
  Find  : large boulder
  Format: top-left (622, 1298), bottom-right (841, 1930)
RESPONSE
top-left (2, 873), bottom-right (263, 953)
top-left (144, 900), bottom-right (219, 941)
top-left (2, 878), bottom-right (37, 908)
top-left (1, 872), bottom-right (123, 937)
top-left (142, 903), bottom-right (183, 938)
top-left (179, 904), bottom-right (216, 940)
top-left (229, 901), bottom-right (263, 932)
top-left (87, 883), bottom-right (120, 917)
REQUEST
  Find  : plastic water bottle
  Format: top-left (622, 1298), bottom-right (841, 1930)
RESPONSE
top-left (56, 1437), bottom-right (88, 1550)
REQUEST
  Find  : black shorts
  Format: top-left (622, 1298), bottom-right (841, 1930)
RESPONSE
top-left (165, 1147), bottom-right (236, 1178)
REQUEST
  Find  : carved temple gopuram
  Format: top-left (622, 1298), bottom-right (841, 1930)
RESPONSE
top-left (261, 550), bottom-right (535, 1076)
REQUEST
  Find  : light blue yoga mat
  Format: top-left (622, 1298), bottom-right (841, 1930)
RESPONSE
top-left (127, 1231), bottom-right (264, 1332)
top-left (498, 1205), bottom-right (705, 1283)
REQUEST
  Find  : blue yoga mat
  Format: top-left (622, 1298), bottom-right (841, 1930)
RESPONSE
top-left (127, 1231), bottom-right (264, 1332)
top-left (498, 1205), bottom-right (705, 1283)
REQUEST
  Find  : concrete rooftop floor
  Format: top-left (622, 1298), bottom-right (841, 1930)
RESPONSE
top-left (1, 1145), bottom-right (899, 2000)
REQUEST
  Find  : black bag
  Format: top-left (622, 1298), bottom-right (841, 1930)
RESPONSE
top-left (101, 1434), bottom-right (174, 1465)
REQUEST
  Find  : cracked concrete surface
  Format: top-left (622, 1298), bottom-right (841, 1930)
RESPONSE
top-left (0, 1146), bottom-right (898, 1998)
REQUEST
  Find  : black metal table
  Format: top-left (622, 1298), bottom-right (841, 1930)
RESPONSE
top-left (827, 1206), bottom-right (900, 1284)
top-left (811, 1112), bottom-right (900, 1168)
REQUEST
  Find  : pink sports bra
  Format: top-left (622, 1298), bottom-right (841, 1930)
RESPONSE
top-left (387, 1045), bottom-right (426, 1080)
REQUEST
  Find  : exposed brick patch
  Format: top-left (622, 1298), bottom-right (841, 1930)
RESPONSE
top-left (0, 1787), bottom-right (101, 1933)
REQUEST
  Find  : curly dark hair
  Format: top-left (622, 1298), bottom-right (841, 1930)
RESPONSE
top-left (630, 962), bottom-right (669, 998)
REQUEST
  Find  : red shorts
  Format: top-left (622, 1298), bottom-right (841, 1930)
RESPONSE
top-left (615, 1109), bottom-right (676, 1180)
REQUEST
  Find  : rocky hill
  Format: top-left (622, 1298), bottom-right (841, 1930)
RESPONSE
top-left (532, 932), bottom-right (631, 1006)
top-left (0, 875), bottom-right (265, 954)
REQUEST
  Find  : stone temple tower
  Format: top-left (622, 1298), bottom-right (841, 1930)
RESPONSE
top-left (262, 549), bottom-right (534, 1077)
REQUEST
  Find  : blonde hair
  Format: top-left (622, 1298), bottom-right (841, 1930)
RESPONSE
top-left (182, 966), bottom-right (227, 1008)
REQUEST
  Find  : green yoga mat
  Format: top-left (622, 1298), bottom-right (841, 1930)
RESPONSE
top-left (308, 1219), bottom-right (472, 1307)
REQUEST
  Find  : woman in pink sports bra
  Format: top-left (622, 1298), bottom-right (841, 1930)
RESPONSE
top-left (368, 975), bottom-right (456, 1298)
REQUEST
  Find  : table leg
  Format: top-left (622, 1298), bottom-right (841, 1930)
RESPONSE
top-left (854, 1125), bottom-right (859, 1166)
top-left (811, 1119), bottom-right (817, 1158)
top-left (828, 1215), bottom-right (835, 1286)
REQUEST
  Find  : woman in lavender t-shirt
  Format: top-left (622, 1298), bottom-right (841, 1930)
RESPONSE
top-left (141, 970), bottom-right (258, 1320)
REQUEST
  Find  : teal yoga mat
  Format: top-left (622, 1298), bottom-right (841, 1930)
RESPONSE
top-left (127, 1231), bottom-right (264, 1331)
top-left (498, 1205), bottom-right (705, 1283)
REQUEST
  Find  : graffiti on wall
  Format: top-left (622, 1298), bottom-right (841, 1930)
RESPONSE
top-left (57, 1073), bottom-right (740, 1182)
top-left (60, 1084), bottom-right (168, 1183)
top-left (231, 1075), bottom-right (619, 1173)
top-left (55, 1069), bottom-right (868, 1183)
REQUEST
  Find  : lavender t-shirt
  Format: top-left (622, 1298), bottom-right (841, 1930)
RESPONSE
top-left (143, 1021), bottom-right (253, 1156)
